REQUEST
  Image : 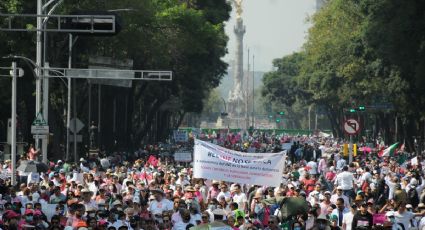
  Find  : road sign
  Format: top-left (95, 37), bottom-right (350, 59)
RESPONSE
top-left (69, 134), bottom-right (83, 143)
top-left (33, 134), bottom-right (48, 139)
top-left (343, 118), bottom-right (360, 135)
top-left (69, 118), bottom-right (84, 133)
top-left (31, 125), bottom-right (49, 135)
top-left (32, 112), bottom-right (47, 125)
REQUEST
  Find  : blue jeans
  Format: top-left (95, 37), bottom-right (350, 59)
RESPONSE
top-left (343, 189), bottom-right (355, 200)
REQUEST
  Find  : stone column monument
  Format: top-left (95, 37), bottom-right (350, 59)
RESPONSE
top-left (228, 0), bottom-right (246, 123)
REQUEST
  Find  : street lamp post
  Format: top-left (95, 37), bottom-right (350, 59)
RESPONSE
top-left (0, 62), bottom-right (23, 186)
top-left (11, 62), bottom-right (18, 186)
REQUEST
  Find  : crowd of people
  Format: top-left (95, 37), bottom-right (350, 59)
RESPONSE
top-left (0, 132), bottom-right (424, 230)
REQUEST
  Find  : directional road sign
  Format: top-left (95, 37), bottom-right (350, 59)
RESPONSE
top-left (33, 134), bottom-right (48, 139)
top-left (31, 125), bottom-right (49, 135)
top-left (69, 118), bottom-right (84, 134)
top-left (344, 118), bottom-right (360, 135)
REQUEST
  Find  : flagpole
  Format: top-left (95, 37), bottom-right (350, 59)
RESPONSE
top-left (349, 135), bottom-right (353, 164)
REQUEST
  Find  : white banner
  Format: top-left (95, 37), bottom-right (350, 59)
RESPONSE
top-left (173, 130), bottom-right (188, 142)
top-left (193, 139), bottom-right (285, 187)
top-left (174, 152), bottom-right (192, 162)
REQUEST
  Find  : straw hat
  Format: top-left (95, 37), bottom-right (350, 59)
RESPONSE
top-left (184, 186), bottom-right (196, 192)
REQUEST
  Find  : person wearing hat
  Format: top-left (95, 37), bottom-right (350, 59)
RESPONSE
top-left (80, 188), bottom-right (98, 211)
top-left (20, 209), bottom-right (35, 227)
top-left (330, 186), bottom-right (350, 209)
top-left (320, 191), bottom-right (332, 216)
top-left (176, 171), bottom-right (190, 187)
top-left (207, 180), bottom-right (220, 203)
top-left (3, 210), bottom-right (21, 229)
top-left (311, 214), bottom-right (331, 230)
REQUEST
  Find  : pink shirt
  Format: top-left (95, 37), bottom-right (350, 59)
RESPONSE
top-left (207, 187), bottom-right (220, 200)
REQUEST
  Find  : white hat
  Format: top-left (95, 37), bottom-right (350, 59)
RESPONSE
top-left (212, 208), bottom-right (226, 216)
top-left (385, 211), bottom-right (395, 217)
top-left (406, 204), bottom-right (413, 209)
top-left (80, 158), bottom-right (85, 162)
top-left (336, 186), bottom-right (343, 190)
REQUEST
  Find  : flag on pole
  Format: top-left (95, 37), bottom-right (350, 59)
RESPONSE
top-left (378, 143), bottom-right (398, 157)
top-left (397, 142), bottom-right (405, 154)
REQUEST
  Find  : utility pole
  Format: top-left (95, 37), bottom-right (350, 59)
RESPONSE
top-left (245, 48), bottom-right (249, 130)
top-left (252, 54), bottom-right (255, 129)
top-left (11, 62), bottom-right (18, 186)
top-left (36, 0), bottom-right (43, 153)
top-left (66, 34), bottom-right (72, 161)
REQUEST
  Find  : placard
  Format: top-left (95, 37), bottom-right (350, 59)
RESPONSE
top-left (193, 139), bottom-right (285, 187)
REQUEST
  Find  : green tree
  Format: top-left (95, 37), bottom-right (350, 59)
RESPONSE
top-left (0, 0), bottom-right (231, 157)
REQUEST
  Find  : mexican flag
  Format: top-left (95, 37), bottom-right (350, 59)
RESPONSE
top-left (379, 143), bottom-right (398, 157)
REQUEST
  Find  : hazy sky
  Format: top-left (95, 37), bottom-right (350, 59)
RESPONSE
top-left (224, 0), bottom-right (317, 72)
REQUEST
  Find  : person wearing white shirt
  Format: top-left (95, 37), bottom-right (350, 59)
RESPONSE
top-left (149, 190), bottom-right (174, 222)
top-left (385, 174), bottom-right (397, 200)
top-left (331, 198), bottom-right (350, 228)
top-left (217, 184), bottom-right (231, 201)
top-left (359, 168), bottom-right (372, 186)
top-left (232, 184), bottom-right (248, 212)
top-left (176, 173), bottom-right (190, 187)
top-left (307, 160), bottom-right (318, 175)
top-left (330, 187), bottom-right (350, 209)
top-left (335, 166), bottom-right (356, 199)
top-left (393, 203), bottom-right (425, 230)
top-left (342, 204), bottom-right (356, 230)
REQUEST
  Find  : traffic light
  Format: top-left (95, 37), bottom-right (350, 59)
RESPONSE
top-left (358, 106), bottom-right (365, 111)
top-left (278, 111), bottom-right (285, 115)
top-left (349, 108), bottom-right (356, 113)
top-left (276, 118), bottom-right (281, 123)
top-left (268, 114), bottom-right (273, 119)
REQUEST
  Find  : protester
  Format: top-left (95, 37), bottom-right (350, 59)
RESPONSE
top-left (1, 131), bottom-right (424, 230)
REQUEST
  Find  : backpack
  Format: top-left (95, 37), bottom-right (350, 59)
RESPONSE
top-left (269, 203), bottom-right (280, 216)
top-left (408, 188), bottom-right (419, 207)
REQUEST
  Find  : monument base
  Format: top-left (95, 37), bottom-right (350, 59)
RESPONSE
top-left (88, 149), bottom-right (99, 158)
